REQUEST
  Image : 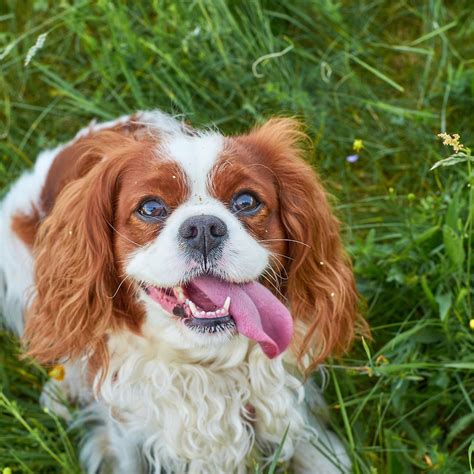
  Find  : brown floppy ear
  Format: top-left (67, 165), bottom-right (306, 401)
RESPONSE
top-left (24, 134), bottom-right (140, 370)
top-left (245, 118), bottom-right (367, 373)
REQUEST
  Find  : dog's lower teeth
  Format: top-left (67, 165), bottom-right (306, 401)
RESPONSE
top-left (184, 297), bottom-right (231, 319)
top-left (187, 299), bottom-right (199, 316)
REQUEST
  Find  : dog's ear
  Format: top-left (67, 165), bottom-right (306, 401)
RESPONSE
top-left (243, 118), bottom-right (367, 373)
top-left (24, 133), bottom-right (140, 370)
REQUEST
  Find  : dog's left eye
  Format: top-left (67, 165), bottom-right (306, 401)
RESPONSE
top-left (137, 198), bottom-right (168, 222)
top-left (231, 192), bottom-right (261, 215)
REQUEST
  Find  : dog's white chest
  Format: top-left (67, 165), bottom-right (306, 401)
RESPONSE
top-left (95, 334), bottom-right (306, 473)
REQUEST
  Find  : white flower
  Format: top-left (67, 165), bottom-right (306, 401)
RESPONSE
top-left (24, 32), bottom-right (48, 67)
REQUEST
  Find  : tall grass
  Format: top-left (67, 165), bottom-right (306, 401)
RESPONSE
top-left (1, 1), bottom-right (473, 472)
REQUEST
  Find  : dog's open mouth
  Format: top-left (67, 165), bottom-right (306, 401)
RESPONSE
top-left (143, 276), bottom-right (294, 358)
top-left (144, 283), bottom-right (235, 334)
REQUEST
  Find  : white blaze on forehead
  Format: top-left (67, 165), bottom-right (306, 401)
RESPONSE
top-left (163, 133), bottom-right (224, 200)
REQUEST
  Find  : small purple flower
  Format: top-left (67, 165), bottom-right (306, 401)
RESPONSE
top-left (346, 154), bottom-right (359, 163)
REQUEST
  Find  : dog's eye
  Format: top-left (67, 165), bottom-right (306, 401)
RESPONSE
top-left (137, 198), bottom-right (168, 222)
top-left (231, 192), bottom-right (261, 216)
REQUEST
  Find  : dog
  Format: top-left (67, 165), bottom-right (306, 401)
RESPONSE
top-left (0, 110), bottom-right (365, 473)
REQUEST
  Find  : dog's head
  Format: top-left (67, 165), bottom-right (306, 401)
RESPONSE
top-left (25, 115), bottom-right (364, 374)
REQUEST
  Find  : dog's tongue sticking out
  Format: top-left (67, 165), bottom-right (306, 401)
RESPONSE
top-left (188, 276), bottom-right (293, 358)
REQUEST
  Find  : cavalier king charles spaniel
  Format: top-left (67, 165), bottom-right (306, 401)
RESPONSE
top-left (0, 111), bottom-right (365, 473)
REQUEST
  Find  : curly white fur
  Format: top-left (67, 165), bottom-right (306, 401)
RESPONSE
top-left (52, 303), bottom-right (349, 473)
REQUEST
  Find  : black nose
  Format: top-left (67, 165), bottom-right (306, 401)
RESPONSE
top-left (179, 215), bottom-right (228, 259)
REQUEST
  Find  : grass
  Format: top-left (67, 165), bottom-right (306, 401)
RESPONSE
top-left (0, 1), bottom-right (473, 472)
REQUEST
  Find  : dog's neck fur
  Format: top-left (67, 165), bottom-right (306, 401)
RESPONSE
top-left (80, 305), bottom-right (309, 473)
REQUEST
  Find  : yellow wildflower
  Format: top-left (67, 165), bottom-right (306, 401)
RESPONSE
top-left (48, 364), bottom-right (65, 381)
top-left (353, 138), bottom-right (364, 152)
top-left (3, 468), bottom-right (12, 474)
top-left (423, 453), bottom-right (433, 468)
top-left (470, 319), bottom-right (474, 330)
top-left (437, 132), bottom-right (463, 153)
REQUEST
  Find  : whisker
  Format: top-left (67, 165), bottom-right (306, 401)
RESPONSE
top-left (260, 270), bottom-right (287, 302)
top-left (267, 267), bottom-right (285, 287)
top-left (272, 264), bottom-right (288, 284)
top-left (230, 205), bottom-right (262, 218)
top-left (106, 221), bottom-right (144, 248)
top-left (269, 255), bottom-right (289, 280)
top-left (269, 251), bottom-right (294, 262)
top-left (263, 266), bottom-right (279, 285)
top-left (258, 238), bottom-right (311, 249)
top-left (108, 275), bottom-right (131, 299)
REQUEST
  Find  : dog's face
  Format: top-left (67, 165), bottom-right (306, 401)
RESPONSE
top-left (25, 117), bottom-right (362, 374)
top-left (118, 132), bottom-right (290, 351)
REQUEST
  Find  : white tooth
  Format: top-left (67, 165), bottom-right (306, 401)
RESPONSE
top-left (223, 297), bottom-right (231, 312)
top-left (216, 308), bottom-right (224, 316)
top-left (207, 311), bottom-right (216, 318)
top-left (188, 300), bottom-right (198, 316)
top-left (199, 311), bottom-right (206, 318)
top-left (173, 287), bottom-right (185, 303)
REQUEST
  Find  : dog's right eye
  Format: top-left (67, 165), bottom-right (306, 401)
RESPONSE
top-left (231, 192), bottom-right (261, 216)
top-left (137, 198), bottom-right (168, 222)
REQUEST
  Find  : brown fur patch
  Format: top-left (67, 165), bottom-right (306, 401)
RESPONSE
top-left (40, 116), bottom-right (143, 213)
top-left (12, 117), bottom-right (143, 249)
top-left (11, 207), bottom-right (41, 248)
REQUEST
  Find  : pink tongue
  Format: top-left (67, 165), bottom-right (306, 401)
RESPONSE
top-left (190, 277), bottom-right (293, 358)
